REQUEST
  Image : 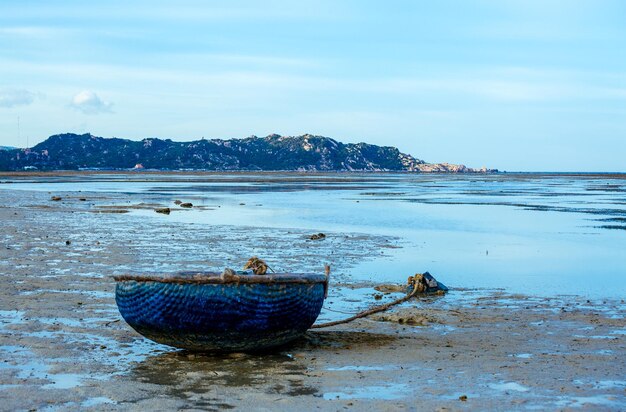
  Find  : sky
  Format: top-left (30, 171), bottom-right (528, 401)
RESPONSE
top-left (0, 1), bottom-right (625, 171)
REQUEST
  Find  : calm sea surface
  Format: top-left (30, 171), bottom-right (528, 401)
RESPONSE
top-left (3, 172), bottom-right (626, 298)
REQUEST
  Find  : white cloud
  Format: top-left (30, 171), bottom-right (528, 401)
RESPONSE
top-left (0, 88), bottom-right (36, 108)
top-left (70, 90), bottom-right (113, 114)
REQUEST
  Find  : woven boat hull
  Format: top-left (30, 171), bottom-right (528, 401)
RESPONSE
top-left (115, 273), bottom-right (327, 352)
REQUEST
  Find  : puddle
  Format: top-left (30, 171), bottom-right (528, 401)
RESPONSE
top-left (325, 365), bottom-right (397, 371)
top-left (554, 395), bottom-right (622, 408)
top-left (42, 373), bottom-right (85, 389)
top-left (489, 382), bottom-right (530, 393)
top-left (595, 380), bottom-right (626, 389)
top-left (0, 346), bottom-right (99, 390)
top-left (0, 310), bottom-right (26, 328)
top-left (37, 318), bottom-right (86, 327)
top-left (323, 383), bottom-right (410, 400)
top-left (82, 397), bottom-right (116, 407)
top-left (21, 289), bottom-right (111, 299)
top-left (33, 315), bottom-right (115, 328)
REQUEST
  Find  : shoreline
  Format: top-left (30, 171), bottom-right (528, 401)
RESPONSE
top-left (2, 170), bottom-right (626, 178)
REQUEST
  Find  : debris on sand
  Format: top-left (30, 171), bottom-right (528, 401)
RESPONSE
top-left (155, 207), bottom-right (171, 215)
top-left (243, 256), bottom-right (269, 275)
top-left (409, 272), bottom-right (448, 294)
top-left (374, 273), bottom-right (447, 295)
top-left (374, 284), bottom-right (407, 294)
top-left (309, 233), bottom-right (326, 240)
top-left (51, 196), bottom-right (62, 201)
top-left (180, 202), bottom-right (193, 208)
top-left (371, 308), bottom-right (438, 326)
top-left (174, 200), bottom-right (182, 205)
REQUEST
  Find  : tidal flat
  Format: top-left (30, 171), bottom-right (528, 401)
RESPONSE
top-left (0, 172), bottom-right (625, 410)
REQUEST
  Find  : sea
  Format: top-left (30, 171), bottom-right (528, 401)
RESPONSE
top-left (2, 172), bottom-right (625, 299)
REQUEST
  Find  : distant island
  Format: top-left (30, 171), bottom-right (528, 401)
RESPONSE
top-left (0, 133), bottom-right (495, 172)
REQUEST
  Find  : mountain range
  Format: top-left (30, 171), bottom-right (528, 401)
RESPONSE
top-left (0, 133), bottom-right (493, 172)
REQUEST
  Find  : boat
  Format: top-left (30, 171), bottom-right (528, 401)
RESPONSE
top-left (114, 271), bottom-right (328, 352)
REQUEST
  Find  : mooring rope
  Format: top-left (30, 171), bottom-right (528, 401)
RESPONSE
top-left (311, 275), bottom-right (424, 329)
top-left (238, 259), bottom-right (430, 329)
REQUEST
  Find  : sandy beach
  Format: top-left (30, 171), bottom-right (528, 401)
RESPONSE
top-left (0, 177), bottom-right (625, 411)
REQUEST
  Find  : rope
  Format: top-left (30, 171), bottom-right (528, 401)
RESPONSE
top-left (310, 274), bottom-right (425, 329)
top-left (243, 256), bottom-right (275, 275)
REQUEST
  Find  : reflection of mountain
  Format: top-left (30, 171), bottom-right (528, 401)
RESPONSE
top-left (0, 133), bottom-right (495, 172)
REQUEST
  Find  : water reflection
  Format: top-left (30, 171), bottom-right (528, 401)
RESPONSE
top-left (2, 172), bottom-right (625, 297)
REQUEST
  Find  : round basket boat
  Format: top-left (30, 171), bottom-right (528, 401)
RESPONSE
top-left (114, 272), bottom-right (328, 352)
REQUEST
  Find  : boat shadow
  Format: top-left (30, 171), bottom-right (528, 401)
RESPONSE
top-left (299, 329), bottom-right (397, 351)
top-left (128, 330), bottom-right (395, 400)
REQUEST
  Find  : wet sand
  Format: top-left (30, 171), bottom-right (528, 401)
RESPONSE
top-left (0, 186), bottom-right (625, 411)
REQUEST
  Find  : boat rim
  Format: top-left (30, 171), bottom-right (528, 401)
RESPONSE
top-left (113, 272), bottom-right (328, 285)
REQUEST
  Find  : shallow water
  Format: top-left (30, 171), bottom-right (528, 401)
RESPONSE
top-left (2, 172), bottom-right (625, 298)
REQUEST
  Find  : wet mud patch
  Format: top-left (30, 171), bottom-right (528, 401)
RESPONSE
top-left (300, 331), bottom-right (397, 351)
top-left (371, 308), bottom-right (440, 326)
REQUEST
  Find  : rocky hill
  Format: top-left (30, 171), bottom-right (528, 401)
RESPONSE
top-left (0, 133), bottom-right (493, 172)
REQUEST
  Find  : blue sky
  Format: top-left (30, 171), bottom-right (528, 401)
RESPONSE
top-left (0, 1), bottom-right (624, 171)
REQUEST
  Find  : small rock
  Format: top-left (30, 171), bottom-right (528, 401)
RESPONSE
top-left (459, 395), bottom-right (468, 401)
top-left (174, 200), bottom-right (182, 205)
top-left (180, 202), bottom-right (193, 208)
top-left (374, 294), bottom-right (383, 300)
top-left (155, 207), bottom-right (171, 215)
top-left (65, 240), bottom-right (71, 245)
top-left (309, 233), bottom-right (326, 240)
top-left (51, 196), bottom-right (62, 201)
top-left (79, 198), bottom-right (87, 201)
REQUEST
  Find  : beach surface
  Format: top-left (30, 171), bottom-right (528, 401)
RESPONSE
top-left (1, 173), bottom-right (625, 410)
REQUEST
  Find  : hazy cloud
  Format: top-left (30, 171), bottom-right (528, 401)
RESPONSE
top-left (0, 88), bottom-right (36, 108)
top-left (70, 90), bottom-right (113, 114)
